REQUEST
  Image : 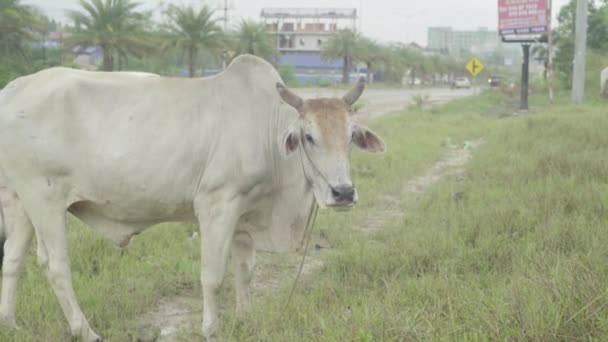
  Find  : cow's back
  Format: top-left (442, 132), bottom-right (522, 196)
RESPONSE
top-left (0, 57), bottom-right (291, 223)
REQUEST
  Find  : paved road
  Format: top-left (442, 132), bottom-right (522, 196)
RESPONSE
top-left (297, 87), bottom-right (476, 120)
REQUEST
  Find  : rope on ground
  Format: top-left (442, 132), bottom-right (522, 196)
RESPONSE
top-left (285, 200), bottom-right (319, 309)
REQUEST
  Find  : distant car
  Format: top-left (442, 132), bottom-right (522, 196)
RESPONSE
top-left (451, 77), bottom-right (471, 89)
top-left (488, 75), bottom-right (501, 87)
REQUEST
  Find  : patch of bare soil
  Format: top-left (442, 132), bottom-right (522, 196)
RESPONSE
top-left (137, 296), bottom-right (200, 342)
top-left (251, 235), bottom-right (330, 295)
top-left (138, 139), bottom-right (481, 340)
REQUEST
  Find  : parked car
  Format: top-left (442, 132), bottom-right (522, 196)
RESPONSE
top-left (488, 75), bottom-right (501, 87)
top-left (451, 76), bottom-right (471, 89)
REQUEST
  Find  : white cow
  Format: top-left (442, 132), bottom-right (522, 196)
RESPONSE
top-left (119, 71), bottom-right (160, 78)
top-left (0, 55), bottom-right (384, 341)
top-left (601, 67), bottom-right (608, 97)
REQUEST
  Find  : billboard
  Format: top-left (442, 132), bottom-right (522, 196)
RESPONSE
top-left (498, 0), bottom-right (549, 35)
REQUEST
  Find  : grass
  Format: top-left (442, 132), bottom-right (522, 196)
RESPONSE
top-left (223, 93), bottom-right (608, 340)
top-left (2, 89), bottom-right (608, 341)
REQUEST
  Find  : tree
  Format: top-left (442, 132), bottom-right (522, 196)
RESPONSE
top-left (65, 0), bottom-right (152, 71)
top-left (163, 4), bottom-right (223, 77)
top-left (0, 0), bottom-right (46, 87)
top-left (394, 46), bottom-right (425, 85)
top-left (233, 20), bottom-right (276, 60)
top-left (322, 29), bottom-right (360, 83)
top-left (378, 44), bottom-right (409, 84)
top-left (356, 37), bottom-right (384, 83)
top-left (0, 0), bottom-right (44, 63)
top-left (532, 43), bottom-right (549, 79)
top-left (553, 0), bottom-right (608, 87)
top-left (588, 1), bottom-right (608, 52)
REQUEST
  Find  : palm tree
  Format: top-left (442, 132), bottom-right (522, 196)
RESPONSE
top-left (65, 0), bottom-right (152, 71)
top-left (0, 0), bottom-right (44, 63)
top-left (378, 44), bottom-right (408, 84)
top-left (356, 37), bottom-right (383, 84)
top-left (233, 20), bottom-right (276, 60)
top-left (531, 44), bottom-right (549, 79)
top-left (163, 4), bottom-right (223, 77)
top-left (322, 29), bottom-right (360, 84)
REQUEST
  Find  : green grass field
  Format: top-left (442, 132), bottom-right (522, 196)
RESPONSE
top-left (1, 90), bottom-right (607, 341)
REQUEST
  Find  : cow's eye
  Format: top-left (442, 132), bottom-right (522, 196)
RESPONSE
top-left (305, 134), bottom-right (315, 144)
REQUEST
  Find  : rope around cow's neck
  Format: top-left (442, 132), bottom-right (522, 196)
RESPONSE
top-left (298, 128), bottom-right (333, 189)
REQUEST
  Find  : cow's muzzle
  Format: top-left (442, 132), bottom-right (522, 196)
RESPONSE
top-left (328, 184), bottom-right (356, 209)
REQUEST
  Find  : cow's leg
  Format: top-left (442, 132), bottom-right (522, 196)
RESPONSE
top-left (17, 192), bottom-right (101, 342)
top-left (0, 192), bottom-right (34, 327)
top-left (231, 231), bottom-right (255, 317)
top-left (196, 192), bottom-right (242, 341)
top-left (36, 237), bottom-right (49, 271)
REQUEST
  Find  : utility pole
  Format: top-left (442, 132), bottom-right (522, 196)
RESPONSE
top-left (223, 0), bottom-right (228, 32)
top-left (359, 0), bottom-right (363, 33)
top-left (571, 0), bottom-right (588, 104)
top-left (221, 0), bottom-right (228, 70)
top-left (547, 0), bottom-right (554, 103)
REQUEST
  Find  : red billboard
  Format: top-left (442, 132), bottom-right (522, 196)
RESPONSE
top-left (498, 0), bottom-right (549, 35)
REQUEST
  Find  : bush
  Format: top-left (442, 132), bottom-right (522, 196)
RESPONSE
top-left (277, 64), bottom-right (297, 86)
top-left (316, 78), bottom-right (332, 87)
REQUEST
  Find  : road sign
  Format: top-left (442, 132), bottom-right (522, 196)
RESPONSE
top-left (465, 57), bottom-right (484, 77)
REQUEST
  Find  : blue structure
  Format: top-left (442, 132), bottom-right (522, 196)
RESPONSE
top-left (273, 51), bottom-right (367, 84)
top-left (276, 51), bottom-right (342, 70)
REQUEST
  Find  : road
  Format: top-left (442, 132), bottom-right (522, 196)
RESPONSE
top-left (297, 87), bottom-right (476, 120)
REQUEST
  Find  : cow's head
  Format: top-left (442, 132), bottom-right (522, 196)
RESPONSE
top-left (276, 79), bottom-right (385, 210)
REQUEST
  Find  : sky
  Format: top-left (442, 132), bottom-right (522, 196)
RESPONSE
top-left (26, 0), bottom-right (571, 46)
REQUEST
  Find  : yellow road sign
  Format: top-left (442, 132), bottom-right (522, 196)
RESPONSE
top-left (465, 57), bottom-right (485, 77)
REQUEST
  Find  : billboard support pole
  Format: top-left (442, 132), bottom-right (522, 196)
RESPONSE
top-left (521, 44), bottom-right (530, 110)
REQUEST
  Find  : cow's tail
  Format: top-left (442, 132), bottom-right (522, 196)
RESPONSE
top-left (0, 170), bottom-right (7, 270)
top-left (0, 200), bottom-right (5, 270)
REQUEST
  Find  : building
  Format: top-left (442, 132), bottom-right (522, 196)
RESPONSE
top-left (261, 8), bottom-right (360, 84)
top-left (427, 26), bottom-right (521, 68)
top-left (427, 27), bottom-right (500, 57)
top-left (71, 46), bottom-right (103, 70)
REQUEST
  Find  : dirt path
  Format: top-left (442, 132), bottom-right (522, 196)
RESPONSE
top-left (138, 108), bottom-right (481, 342)
top-left (358, 139), bottom-right (482, 234)
top-left (138, 139), bottom-right (482, 341)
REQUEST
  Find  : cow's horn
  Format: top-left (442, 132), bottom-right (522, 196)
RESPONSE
top-left (342, 77), bottom-right (365, 106)
top-left (276, 83), bottom-right (303, 112)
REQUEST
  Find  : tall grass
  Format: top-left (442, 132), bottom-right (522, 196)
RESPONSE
top-left (4, 90), bottom-right (607, 341)
top-left (226, 95), bottom-right (608, 341)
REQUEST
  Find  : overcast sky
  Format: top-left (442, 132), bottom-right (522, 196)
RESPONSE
top-left (26, 0), bottom-right (571, 46)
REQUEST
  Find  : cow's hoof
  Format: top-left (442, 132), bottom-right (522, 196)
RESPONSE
top-left (89, 333), bottom-right (103, 342)
top-left (70, 331), bottom-right (103, 342)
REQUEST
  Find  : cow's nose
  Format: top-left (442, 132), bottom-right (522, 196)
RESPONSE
top-left (331, 184), bottom-right (355, 203)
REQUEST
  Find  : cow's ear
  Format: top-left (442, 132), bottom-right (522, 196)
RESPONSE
top-left (279, 125), bottom-right (300, 157)
top-left (352, 124), bottom-right (385, 153)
